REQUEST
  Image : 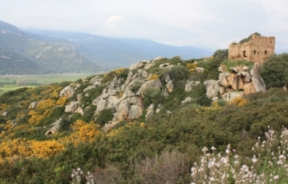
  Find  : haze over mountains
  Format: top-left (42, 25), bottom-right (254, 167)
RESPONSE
top-left (0, 20), bottom-right (212, 74)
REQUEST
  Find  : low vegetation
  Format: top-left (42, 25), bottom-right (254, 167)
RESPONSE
top-left (0, 51), bottom-right (288, 183)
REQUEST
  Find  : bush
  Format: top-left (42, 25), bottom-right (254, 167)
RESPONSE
top-left (168, 65), bottom-right (190, 82)
top-left (95, 109), bottom-right (114, 126)
top-left (261, 53), bottom-right (288, 88)
top-left (130, 82), bottom-right (142, 93)
top-left (143, 88), bottom-right (165, 108)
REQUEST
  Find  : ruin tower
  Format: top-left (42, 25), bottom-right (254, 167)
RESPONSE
top-left (228, 34), bottom-right (275, 63)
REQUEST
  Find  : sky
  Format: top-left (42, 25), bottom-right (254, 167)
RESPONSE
top-left (0, 0), bottom-right (287, 52)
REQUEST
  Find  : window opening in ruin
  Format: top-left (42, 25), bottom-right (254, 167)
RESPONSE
top-left (264, 50), bottom-right (267, 55)
top-left (243, 50), bottom-right (247, 57)
top-left (254, 50), bottom-right (256, 55)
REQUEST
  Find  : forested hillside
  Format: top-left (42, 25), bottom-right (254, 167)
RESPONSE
top-left (0, 50), bottom-right (288, 183)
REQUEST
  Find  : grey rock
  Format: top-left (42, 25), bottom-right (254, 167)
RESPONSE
top-left (204, 80), bottom-right (220, 99)
top-left (196, 67), bottom-right (204, 73)
top-left (166, 80), bottom-right (174, 93)
top-left (75, 107), bottom-right (84, 115)
top-left (222, 91), bottom-right (244, 101)
top-left (29, 101), bottom-right (37, 109)
top-left (159, 63), bottom-right (170, 69)
top-left (185, 80), bottom-right (200, 92)
top-left (1, 112), bottom-right (7, 117)
top-left (239, 71), bottom-right (251, 83)
top-left (145, 104), bottom-right (154, 118)
top-left (250, 63), bottom-right (266, 92)
top-left (45, 118), bottom-right (62, 135)
top-left (59, 85), bottom-right (74, 98)
top-left (181, 97), bottom-right (192, 104)
top-left (77, 94), bottom-right (82, 102)
top-left (138, 79), bottom-right (162, 97)
top-left (65, 101), bottom-right (80, 113)
top-left (95, 99), bottom-right (107, 114)
top-left (83, 85), bottom-right (96, 92)
top-left (128, 105), bottom-right (143, 119)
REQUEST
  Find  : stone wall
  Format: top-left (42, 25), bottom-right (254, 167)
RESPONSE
top-left (228, 34), bottom-right (275, 63)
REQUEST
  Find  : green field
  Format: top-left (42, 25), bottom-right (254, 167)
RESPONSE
top-left (0, 73), bottom-right (97, 95)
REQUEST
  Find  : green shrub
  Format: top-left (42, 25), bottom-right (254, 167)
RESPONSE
top-left (261, 53), bottom-right (288, 88)
top-left (95, 109), bottom-right (114, 126)
top-left (168, 65), bottom-right (190, 82)
top-left (130, 82), bottom-right (142, 93)
top-left (117, 68), bottom-right (129, 79)
top-left (81, 105), bottom-right (96, 122)
top-left (143, 88), bottom-right (165, 108)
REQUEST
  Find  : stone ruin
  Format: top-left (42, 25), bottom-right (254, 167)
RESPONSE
top-left (228, 34), bottom-right (275, 63)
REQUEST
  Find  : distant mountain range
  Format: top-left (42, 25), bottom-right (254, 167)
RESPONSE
top-left (0, 20), bottom-right (212, 74)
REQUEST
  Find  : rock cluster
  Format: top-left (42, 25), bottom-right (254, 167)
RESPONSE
top-left (204, 63), bottom-right (266, 101)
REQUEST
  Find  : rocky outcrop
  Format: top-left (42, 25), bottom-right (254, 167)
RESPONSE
top-left (65, 101), bottom-right (80, 113)
top-left (129, 61), bottom-right (147, 70)
top-left (75, 107), bottom-right (84, 116)
top-left (59, 85), bottom-right (74, 98)
top-left (185, 80), bottom-right (200, 92)
top-left (250, 63), bottom-right (266, 92)
top-left (216, 63), bottom-right (266, 99)
top-left (84, 86), bottom-right (96, 92)
top-left (196, 67), bottom-right (204, 73)
top-left (222, 91), bottom-right (244, 101)
top-left (45, 118), bottom-right (62, 135)
top-left (138, 79), bottom-right (162, 97)
top-left (181, 97), bottom-right (192, 104)
top-left (90, 76), bottom-right (102, 86)
top-left (29, 101), bottom-right (37, 109)
top-left (204, 80), bottom-right (221, 99)
top-left (1, 111), bottom-right (7, 117)
top-left (145, 104), bottom-right (154, 118)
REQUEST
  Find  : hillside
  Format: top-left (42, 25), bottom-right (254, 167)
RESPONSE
top-left (1, 50), bottom-right (288, 183)
top-left (0, 46), bottom-right (48, 74)
top-left (25, 29), bottom-right (213, 70)
top-left (0, 21), bottom-right (100, 73)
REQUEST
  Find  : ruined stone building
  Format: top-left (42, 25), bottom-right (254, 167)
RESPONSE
top-left (228, 34), bottom-right (275, 63)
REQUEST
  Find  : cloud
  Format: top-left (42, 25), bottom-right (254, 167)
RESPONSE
top-left (105, 15), bottom-right (124, 29)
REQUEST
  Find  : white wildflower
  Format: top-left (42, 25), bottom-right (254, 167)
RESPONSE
top-left (251, 155), bottom-right (257, 163)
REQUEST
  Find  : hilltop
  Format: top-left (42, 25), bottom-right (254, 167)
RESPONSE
top-left (1, 46), bottom-right (288, 183)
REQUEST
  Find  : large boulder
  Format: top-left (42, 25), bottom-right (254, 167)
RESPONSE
top-left (138, 79), bottom-right (162, 97)
top-left (90, 76), bottom-right (102, 86)
top-left (251, 63), bottom-right (266, 92)
top-left (65, 101), bottom-right (80, 113)
top-left (243, 83), bottom-right (256, 95)
top-left (129, 61), bottom-right (146, 70)
top-left (204, 80), bottom-right (221, 98)
top-left (83, 85), bottom-right (96, 92)
top-left (145, 104), bottom-right (154, 119)
top-left (75, 107), bottom-right (84, 116)
top-left (59, 85), bottom-right (74, 98)
top-left (128, 105), bottom-right (143, 119)
top-left (29, 101), bottom-right (37, 109)
top-left (181, 97), bottom-right (192, 104)
top-left (239, 71), bottom-right (251, 83)
top-left (95, 99), bottom-right (107, 114)
top-left (219, 73), bottom-right (230, 87)
top-left (166, 80), bottom-right (174, 93)
top-left (45, 119), bottom-right (62, 135)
